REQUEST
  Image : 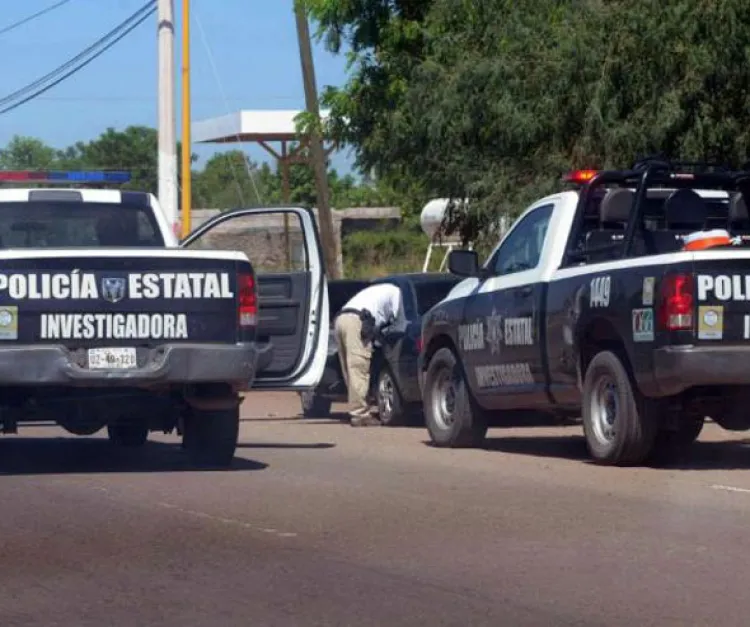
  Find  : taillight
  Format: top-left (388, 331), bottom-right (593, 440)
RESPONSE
top-left (238, 273), bottom-right (257, 327)
top-left (658, 273), bottom-right (694, 331)
top-left (415, 336), bottom-right (423, 353)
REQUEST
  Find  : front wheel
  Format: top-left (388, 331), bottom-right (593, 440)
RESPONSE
top-left (183, 406), bottom-right (240, 468)
top-left (423, 347), bottom-right (487, 448)
top-left (377, 367), bottom-right (407, 426)
top-left (582, 350), bottom-right (657, 466)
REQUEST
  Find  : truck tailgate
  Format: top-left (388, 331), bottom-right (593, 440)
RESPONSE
top-left (0, 252), bottom-right (247, 347)
top-left (693, 251), bottom-right (750, 345)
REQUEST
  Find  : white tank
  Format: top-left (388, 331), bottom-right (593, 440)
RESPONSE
top-left (420, 198), bottom-right (451, 240)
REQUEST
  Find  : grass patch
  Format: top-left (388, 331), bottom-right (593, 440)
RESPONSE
top-left (342, 228), bottom-right (496, 279)
top-left (343, 229), bottom-right (435, 277)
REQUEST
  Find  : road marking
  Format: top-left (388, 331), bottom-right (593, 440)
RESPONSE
top-left (711, 484), bottom-right (750, 494)
top-left (156, 502), bottom-right (297, 538)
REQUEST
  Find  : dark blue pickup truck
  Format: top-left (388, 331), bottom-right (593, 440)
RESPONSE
top-left (300, 273), bottom-right (460, 425)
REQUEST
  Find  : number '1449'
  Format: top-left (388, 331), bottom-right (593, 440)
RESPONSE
top-left (590, 276), bottom-right (611, 308)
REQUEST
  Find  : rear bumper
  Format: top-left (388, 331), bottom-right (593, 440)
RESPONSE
top-left (0, 343), bottom-right (259, 389)
top-left (654, 345), bottom-right (750, 396)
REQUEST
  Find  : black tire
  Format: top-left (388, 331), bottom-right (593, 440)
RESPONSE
top-left (582, 350), bottom-right (657, 465)
top-left (423, 347), bottom-right (488, 448)
top-left (107, 421), bottom-right (148, 447)
top-left (651, 415), bottom-right (704, 462)
top-left (183, 406), bottom-right (240, 468)
top-left (377, 366), bottom-right (407, 426)
top-left (300, 391), bottom-right (333, 418)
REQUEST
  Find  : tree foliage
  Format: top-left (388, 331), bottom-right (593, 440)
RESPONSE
top-left (302, 0), bottom-right (434, 208)
top-left (0, 127), bottom-right (390, 211)
top-left (304, 0), bottom-right (750, 244)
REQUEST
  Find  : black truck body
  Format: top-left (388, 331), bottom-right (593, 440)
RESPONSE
top-left (419, 159), bottom-right (750, 465)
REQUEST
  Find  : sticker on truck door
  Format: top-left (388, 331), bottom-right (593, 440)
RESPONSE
top-left (632, 308), bottom-right (654, 342)
top-left (698, 306), bottom-right (723, 340)
top-left (641, 277), bottom-right (655, 306)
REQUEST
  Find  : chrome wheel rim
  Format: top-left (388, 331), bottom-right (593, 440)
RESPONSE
top-left (590, 374), bottom-right (619, 445)
top-left (432, 366), bottom-right (457, 430)
top-left (378, 373), bottom-right (394, 419)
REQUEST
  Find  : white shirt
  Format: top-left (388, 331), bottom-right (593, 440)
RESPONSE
top-left (343, 283), bottom-right (406, 330)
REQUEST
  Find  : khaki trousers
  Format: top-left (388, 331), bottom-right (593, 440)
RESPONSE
top-left (335, 312), bottom-right (373, 417)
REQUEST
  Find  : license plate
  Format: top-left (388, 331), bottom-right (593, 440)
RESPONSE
top-left (87, 347), bottom-right (137, 370)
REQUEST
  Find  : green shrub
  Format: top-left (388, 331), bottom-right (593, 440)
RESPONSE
top-left (343, 229), bottom-right (431, 277)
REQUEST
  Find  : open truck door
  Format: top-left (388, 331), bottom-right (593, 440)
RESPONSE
top-left (181, 207), bottom-right (329, 390)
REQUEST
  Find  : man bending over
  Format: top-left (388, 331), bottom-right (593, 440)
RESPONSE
top-left (335, 282), bottom-right (404, 426)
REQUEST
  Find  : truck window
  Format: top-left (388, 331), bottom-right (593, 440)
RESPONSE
top-left (489, 204), bottom-right (553, 275)
top-left (414, 280), bottom-right (460, 315)
top-left (184, 211), bottom-right (307, 273)
top-left (0, 202), bottom-right (164, 248)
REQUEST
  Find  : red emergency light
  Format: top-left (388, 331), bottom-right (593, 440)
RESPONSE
top-left (562, 169), bottom-right (599, 184)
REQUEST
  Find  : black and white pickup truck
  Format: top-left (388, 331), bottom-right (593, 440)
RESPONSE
top-left (419, 159), bottom-right (750, 466)
top-left (0, 182), bottom-right (328, 466)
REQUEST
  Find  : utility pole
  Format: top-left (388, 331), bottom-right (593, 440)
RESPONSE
top-left (180, 0), bottom-right (192, 238)
top-left (294, 1), bottom-right (341, 279)
top-left (157, 0), bottom-right (179, 236)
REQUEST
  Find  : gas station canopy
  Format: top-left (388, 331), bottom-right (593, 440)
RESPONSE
top-left (192, 109), bottom-right (332, 144)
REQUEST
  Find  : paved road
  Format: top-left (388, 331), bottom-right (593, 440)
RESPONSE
top-left (2, 393), bottom-right (750, 626)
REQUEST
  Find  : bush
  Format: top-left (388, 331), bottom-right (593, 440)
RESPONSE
top-left (343, 229), bottom-right (431, 277)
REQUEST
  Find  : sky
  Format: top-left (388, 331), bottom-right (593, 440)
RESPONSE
top-left (0, 0), bottom-right (355, 174)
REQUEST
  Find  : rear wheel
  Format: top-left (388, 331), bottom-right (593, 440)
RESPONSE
top-left (183, 406), bottom-right (240, 468)
top-left (582, 350), bottom-right (657, 465)
top-left (107, 421), bottom-right (148, 448)
top-left (423, 347), bottom-right (487, 448)
top-left (651, 415), bottom-right (704, 462)
top-left (300, 391), bottom-right (332, 418)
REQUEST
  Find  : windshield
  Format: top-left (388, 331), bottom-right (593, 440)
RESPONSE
top-left (0, 202), bottom-right (164, 248)
top-left (414, 280), bottom-right (460, 315)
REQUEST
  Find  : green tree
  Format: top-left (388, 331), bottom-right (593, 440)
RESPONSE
top-left (192, 150), bottom-right (266, 209)
top-left (0, 127), bottom-right (396, 213)
top-left (0, 136), bottom-right (57, 169)
top-left (300, 0), bottom-right (433, 207)
top-left (254, 157), bottom-right (397, 209)
top-left (61, 126), bottom-right (160, 192)
top-left (306, 0), bottom-right (750, 243)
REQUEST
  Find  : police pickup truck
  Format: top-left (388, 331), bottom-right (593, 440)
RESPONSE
top-left (0, 171), bottom-right (328, 467)
top-left (419, 159), bottom-right (750, 466)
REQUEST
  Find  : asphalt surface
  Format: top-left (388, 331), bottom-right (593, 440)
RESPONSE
top-left (2, 393), bottom-right (750, 625)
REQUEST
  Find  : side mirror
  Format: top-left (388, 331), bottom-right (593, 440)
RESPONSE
top-left (447, 250), bottom-right (480, 277)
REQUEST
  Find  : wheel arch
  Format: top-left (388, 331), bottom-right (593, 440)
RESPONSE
top-left (422, 333), bottom-right (458, 372)
top-left (577, 317), bottom-right (633, 388)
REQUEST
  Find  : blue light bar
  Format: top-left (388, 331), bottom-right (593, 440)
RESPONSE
top-left (0, 170), bottom-right (132, 184)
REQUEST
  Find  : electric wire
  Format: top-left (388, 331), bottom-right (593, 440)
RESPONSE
top-left (195, 4), bottom-right (263, 205)
top-left (0, 0), bottom-right (73, 37)
top-left (0, 0), bottom-right (156, 110)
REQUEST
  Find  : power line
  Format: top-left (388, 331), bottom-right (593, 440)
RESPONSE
top-left (0, 1), bottom-right (156, 115)
top-left (0, 0), bottom-right (73, 37)
top-left (0, 1), bottom-right (155, 109)
top-left (195, 5), bottom-right (263, 205)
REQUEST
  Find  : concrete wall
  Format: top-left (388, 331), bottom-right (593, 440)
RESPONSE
top-left (189, 207), bottom-right (402, 275)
